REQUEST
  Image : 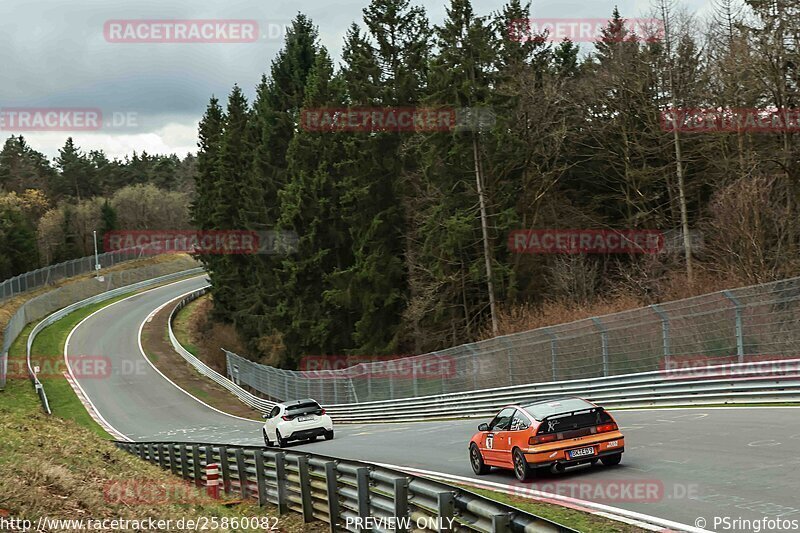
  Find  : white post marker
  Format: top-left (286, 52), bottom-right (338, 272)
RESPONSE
top-left (206, 463), bottom-right (220, 499)
top-left (93, 230), bottom-right (104, 281)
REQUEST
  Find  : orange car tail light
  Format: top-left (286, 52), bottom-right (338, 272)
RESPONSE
top-left (530, 434), bottom-right (558, 445)
top-left (596, 422), bottom-right (617, 433)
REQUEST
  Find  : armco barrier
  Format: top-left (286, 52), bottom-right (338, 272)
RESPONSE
top-left (114, 440), bottom-right (577, 533)
top-left (321, 359), bottom-right (800, 422)
top-left (167, 287), bottom-right (275, 412)
top-left (24, 268), bottom-right (204, 412)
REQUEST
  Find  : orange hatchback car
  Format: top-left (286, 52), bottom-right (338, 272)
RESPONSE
top-left (469, 396), bottom-right (625, 481)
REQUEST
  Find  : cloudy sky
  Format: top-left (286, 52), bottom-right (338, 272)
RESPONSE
top-left (1, 0), bottom-right (711, 160)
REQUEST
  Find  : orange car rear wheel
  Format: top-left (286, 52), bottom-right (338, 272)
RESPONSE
top-left (513, 448), bottom-right (534, 481)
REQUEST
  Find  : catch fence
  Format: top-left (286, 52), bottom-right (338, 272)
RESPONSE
top-left (226, 276), bottom-right (800, 405)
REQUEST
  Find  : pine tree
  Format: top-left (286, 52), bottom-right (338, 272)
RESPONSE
top-left (275, 49), bottom-right (354, 363)
top-left (98, 200), bottom-right (117, 252)
top-left (0, 205), bottom-right (38, 278)
top-left (405, 0), bottom-right (504, 347)
top-left (209, 85), bottom-right (255, 319)
top-left (0, 136), bottom-right (55, 193)
top-left (236, 14), bottom-right (322, 361)
top-left (192, 97), bottom-right (225, 313)
top-left (53, 138), bottom-right (97, 200)
top-left (329, 0), bottom-right (432, 354)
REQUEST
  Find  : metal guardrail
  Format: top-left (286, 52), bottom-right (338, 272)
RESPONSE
top-left (167, 287), bottom-right (275, 412)
top-left (321, 359), bottom-right (800, 422)
top-left (24, 268), bottom-right (204, 412)
top-left (227, 275), bottom-right (800, 405)
top-left (115, 440), bottom-right (577, 533)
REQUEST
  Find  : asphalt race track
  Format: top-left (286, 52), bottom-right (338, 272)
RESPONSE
top-left (67, 277), bottom-right (800, 531)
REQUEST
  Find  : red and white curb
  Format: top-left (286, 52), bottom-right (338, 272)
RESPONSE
top-left (62, 371), bottom-right (129, 441)
top-left (373, 463), bottom-right (711, 533)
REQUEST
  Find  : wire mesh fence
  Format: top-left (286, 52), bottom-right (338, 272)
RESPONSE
top-left (226, 275), bottom-right (800, 405)
top-left (0, 246), bottom-right (157, 304)
top-left (0, 256), bottom-right (200, 390)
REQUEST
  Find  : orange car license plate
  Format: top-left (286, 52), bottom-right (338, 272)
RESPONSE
top-left (568, 446), bottom-right (595, 459)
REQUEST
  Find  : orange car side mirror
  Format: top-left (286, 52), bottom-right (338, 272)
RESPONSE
top-left (478, 423), bottom-right (489, 431)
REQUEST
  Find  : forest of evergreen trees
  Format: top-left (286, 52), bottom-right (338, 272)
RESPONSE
top-left (192, 0), bottom-right (800, 367)
top-left (0, 134), bottom-right (196, 275)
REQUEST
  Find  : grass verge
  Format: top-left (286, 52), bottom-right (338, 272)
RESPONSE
top-left (27, 293), bottom-right (132, 438)
top-left (140, 297), bottom-right (263, 420)
top-left (172, 295), bottom-right (202, 356)
top-left (0, 290), bottom-right (323, 532)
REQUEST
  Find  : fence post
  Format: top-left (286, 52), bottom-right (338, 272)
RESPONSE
top-left (297, 455), bottom-right (314, 523)
top-left (491, 512), bottom-right (512, 532)
top-left (254, 451), bottom-right (268, 507)
top-left (168, 444), bottom-right (178, 475)
top-left (138, 443), bottom-right (146, 461)
top-left (324, 461), bottom-right (340, 533)
top-left (545, 328), bottom-right (558, 381)
top-left (650, 304), bottom-right (671, 367)
top-left (393, 477), bottom-right (409, 532)
top-left (192, 445), bottom-right (203, 487)
top-left (465, 346), bottom-right (479, 391)
top-left (723, 290), bottom-right (745, 362)
top-left (180, 444), bottom-right (190, 480)
top-left (235, 448), bottom-right (248, 499)
top-left (436, 491), bottom-right (455, 533)
top-left (218, 446), bottom-right (231, 495)
top-left (275, 452), bottom-right (289, 514)
top-left (366, 363), bottom-right (372, 400)
top-left (151, 444), bottom-right (162, 469)
top-left (412, 360), bottom-right (419, 397)
top-left (356, 467), bottom-right (370, 531)
top-left (348, 377), bottom-right (359, 404)
top-left (499, 337), bottom-right (514, 386)
top-left (204, 445), bottom-right (214, 473)
top-left (590, 317), bottom-right (609, 376)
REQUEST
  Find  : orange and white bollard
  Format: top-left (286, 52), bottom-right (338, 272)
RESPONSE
top-left (206, 463), bottom-right (220, 499)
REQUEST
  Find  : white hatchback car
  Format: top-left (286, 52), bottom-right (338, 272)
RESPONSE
top-left (262, 399), bottom-right (334, 447)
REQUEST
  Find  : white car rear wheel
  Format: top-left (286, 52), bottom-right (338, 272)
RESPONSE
top-left (276, 429), bottom-right (288, 448)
